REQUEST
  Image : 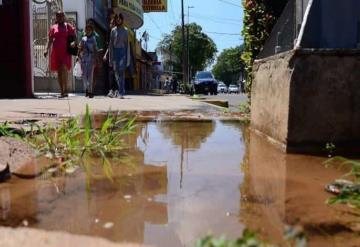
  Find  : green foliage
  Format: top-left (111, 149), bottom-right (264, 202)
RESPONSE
top-left (212, 46), bottom-right (245, 85)
top-left (0, 122), bottom-right (21, 138)
top-left (195, 230), bottom-right (266, 247)
top-left (325, 142), bottom-right (336, 156)
top-left (239, 101), bottom-right (251, 114)
top-left (26, 105), bottom-right (135, 182)
top-left (325, 157), bottom-right (360, 208)
top-left (179, 82), bottom-right (195, 95)
top-left (241, 0), bottom-right (288, 93)
top-left (158, 23), bottom-right (217, 81)
top-left (195, 228), bottom-right (307, 247)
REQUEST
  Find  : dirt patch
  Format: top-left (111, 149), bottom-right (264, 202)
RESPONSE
top-left (0, 137), bottom-right (36, 173)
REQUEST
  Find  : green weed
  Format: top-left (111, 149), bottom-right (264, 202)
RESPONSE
top-left (223, 108), bottom-right (231, 113)
top-left (325, 157), bottom-right (360, 208)
top-left (0, 122), bottom-right (21, 138)
top-left (325, 142), bottom-right (336, 156)
top-left (239, 101), bottom-right (251, 114)
top-left (26, 105), bottom-right (135, 183)
top-left (195, 230), bottom-right (267, 247)
top-left (195, 227), bottom-right (306, 247)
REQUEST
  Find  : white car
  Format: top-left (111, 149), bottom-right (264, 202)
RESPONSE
top-left (228, 84), bottom-right (239, 94)
top-left (217, 83), bottom-right (228, 93)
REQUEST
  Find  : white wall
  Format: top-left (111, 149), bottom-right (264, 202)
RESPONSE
top-left (63, 0), bottom-right (86, 30)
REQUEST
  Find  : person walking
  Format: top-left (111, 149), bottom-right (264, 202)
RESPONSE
top-left (103, 17), bottom-right (118, 98)
top-left (44, 11), bottom-right (76, 98)
top-left (109, 13), bottom-right (129, 99)
top-left (78, 24), bottom-right (98, 98)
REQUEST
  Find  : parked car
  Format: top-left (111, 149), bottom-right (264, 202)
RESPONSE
top-left (217, 82), bottom-right (228, 93)
top-left (193, 71), bottom-right (218, 95)
top-left (228, 84), bottom-right (240, 94)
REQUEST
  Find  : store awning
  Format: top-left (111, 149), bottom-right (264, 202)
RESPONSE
top-left (112, 0), bottom-right (144, 29)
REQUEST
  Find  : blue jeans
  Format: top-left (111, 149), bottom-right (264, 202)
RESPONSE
top-left (113, 48), bottom-right (126, 96)
top-left (113, 65), bottom-right (125, 96)
top-left (81, 62), bottom-right (95, 93)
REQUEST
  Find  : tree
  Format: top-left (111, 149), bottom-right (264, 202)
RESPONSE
top-left (212, 45), bottom-right (245, 85)
top-left (241, 0), bottom-right (289, 93)
top-left (158, 23), bottom-right (217, 81)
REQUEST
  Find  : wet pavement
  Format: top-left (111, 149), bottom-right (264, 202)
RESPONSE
top-left (0, 121), bottom-right (359, 246)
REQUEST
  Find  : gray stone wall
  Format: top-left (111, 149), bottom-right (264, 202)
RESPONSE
top-left (288, 50), bottom-right (360, 148)
top-left (251, 49), bottom-right (360, 153)
top-left (251, 51), bottom-right (294, 147)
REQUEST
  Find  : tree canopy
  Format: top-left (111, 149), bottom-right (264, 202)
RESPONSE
top-left (157, 23), bottom-right (217, 80)
top-left (212, 45), bottom-right (245, 85)
top-left (241, 0), bottom-right (289, 93)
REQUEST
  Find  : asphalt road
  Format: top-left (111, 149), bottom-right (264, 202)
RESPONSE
top-left (203, 93), bottom-right (248, 112)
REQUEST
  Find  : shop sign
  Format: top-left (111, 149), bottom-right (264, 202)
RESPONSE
top-left (112, 0), bottom-right (144, 29)
top-left (142, 0), bottom-right (167, 12)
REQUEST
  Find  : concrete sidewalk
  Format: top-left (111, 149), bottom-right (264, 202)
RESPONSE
top-left (0, 94), bottom-right (216, 121)
top-left (0, 227), bottom-right (147, 247)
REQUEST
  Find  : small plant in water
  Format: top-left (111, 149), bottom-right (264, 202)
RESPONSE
top-left (195, 227), bottom-right (307, 247)
top-left (325, 156), bottom-right (360, 208)
top-left (26, 105), bottom-right (135, 183)
top-left (195, 230), bottom-right (267, 247)
top-left (325, 142), bottom-right (336, 157)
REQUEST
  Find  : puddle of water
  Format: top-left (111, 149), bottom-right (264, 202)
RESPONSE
top-left (0, 121), bottom-right (246, 247)
top-left (0, 121), bottom-right (359, 246)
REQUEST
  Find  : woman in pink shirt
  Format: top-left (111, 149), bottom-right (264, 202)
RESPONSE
top-left (44, 11), bottom-right (76, 98)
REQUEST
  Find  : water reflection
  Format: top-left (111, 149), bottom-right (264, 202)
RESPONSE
top-left (0, 121), bottom-right (246, 247)
top-left (240, 131), bottom-right (358, 246)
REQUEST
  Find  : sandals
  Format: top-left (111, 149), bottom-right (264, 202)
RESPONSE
top-left (59, 93), bottom-right (68, 98)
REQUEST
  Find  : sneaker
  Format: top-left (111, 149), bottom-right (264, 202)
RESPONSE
top-left (88, 93), bottom-right (94, 98)
top-left (119, 95), bottom-right (124, 99)
top-left (113, 90), bottom-right (119, 98)
top-left (107, 90), bottom-right (114, 98)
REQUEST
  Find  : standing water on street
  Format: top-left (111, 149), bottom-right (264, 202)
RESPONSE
top-left (0, 121), bottom-right (359, 246)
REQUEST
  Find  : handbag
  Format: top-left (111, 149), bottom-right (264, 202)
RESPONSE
top-left (66, 24), bottom-right (78, 56)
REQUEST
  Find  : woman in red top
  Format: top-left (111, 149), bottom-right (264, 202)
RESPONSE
top-left (44, 11), bottom-right (76, 97)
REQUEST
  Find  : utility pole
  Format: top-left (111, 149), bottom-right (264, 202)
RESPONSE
top-left (181, 0), bottom-right (186, 83)
top-left (187, 6), bottom-right (194, 83)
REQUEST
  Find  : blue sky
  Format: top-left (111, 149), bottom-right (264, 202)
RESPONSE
top-left (137, 0), bottom-right (243, 57)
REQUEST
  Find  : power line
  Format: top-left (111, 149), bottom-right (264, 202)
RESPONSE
top-left (188, 15), bottom-right (241, 26)
top-left (190, 12), bottom-right (242, 23)
top-left (148, 14), bottom-right (164, 35)
top-left (217, 0), bottom-right (242, 8)
top-left (148, 34), bottom-right (162, 41)
top-left (205, 31), bottom-right (243, 36)
top-left (169, 0), bottom-right (178, 24)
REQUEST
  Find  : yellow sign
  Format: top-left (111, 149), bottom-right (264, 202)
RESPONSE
top-left (143, 0), bottom-right (167, 12)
